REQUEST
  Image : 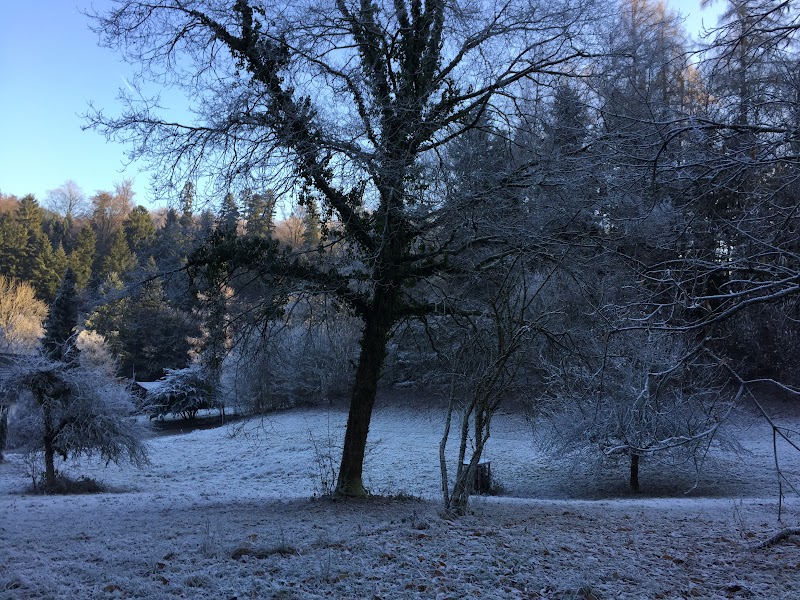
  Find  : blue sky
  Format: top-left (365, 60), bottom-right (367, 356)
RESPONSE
top-left (0, 0), bottom-right (723, 210)
top-left (0, 1), bottom-right (158, 205)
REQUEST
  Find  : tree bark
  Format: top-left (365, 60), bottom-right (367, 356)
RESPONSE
top-left (336, 287), bottom-right (396, 497)
top-left (629, 452), bottom-right (640, 492)
top-left (0, 406), bottom-right (8, 461)
top-left (42, 403), bottom-right (57, 490)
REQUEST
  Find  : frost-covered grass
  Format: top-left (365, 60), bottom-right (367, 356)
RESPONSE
top-left (2, 403), bottom-right (800, 598)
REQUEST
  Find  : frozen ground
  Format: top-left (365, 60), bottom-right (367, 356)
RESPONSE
top-left (2, 402), bottom-right (800, 599)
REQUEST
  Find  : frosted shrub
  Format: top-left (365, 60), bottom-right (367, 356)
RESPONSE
top-left (1, 353), bottom-right (148, 491)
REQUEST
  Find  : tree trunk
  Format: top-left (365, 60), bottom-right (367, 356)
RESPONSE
top-left (42, 402), bottom-right (57, 490)
top-left (336, 288), bottom-right (395, 497)
top-left (43, 436), bottom-right (57, 490)
top-left (629, 452), bottom-right (640, 492)
top-left (0, 406), bottom-right (8, 461)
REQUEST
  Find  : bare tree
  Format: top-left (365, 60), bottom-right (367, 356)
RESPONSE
top-left (439, 259), bottom-right (552, 515)
top-left (636, 0), bottom-right (800, 333)
top-left (547, 328), bottom-right (738, 492)
top-left (90, 181), bottom-right (135, 254)
top-left (87, 0), bottom-right (598, 496)
top-left (45, 180), bottom-right (88, 222)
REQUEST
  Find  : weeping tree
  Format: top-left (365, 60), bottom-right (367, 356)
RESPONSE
top-left (143, 362), bottom-right (221, 421)
top-left (0, 269), bottom-right (146, 490)
top-left (88, 0), bottom-right (597, 496)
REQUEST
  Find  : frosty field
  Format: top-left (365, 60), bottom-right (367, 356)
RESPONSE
top-left (2, 403), bottom-right (800, 599)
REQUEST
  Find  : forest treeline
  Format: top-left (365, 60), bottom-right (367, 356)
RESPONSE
top-left (2, 0), bottom-right (800, 506)
top-left (0, 182), bottom-right (322, 381)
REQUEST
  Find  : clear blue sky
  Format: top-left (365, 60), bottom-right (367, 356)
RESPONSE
top-left (0, 1), bottom-right (156, 205)
top-left (0, 0), bottom-right (723, 210)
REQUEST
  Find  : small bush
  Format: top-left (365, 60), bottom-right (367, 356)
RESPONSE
top-left (28, 473), bottom-right (106, 495)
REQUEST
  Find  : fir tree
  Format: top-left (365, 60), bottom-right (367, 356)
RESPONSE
top-left (30, 237), bottom-right (59, 303)
top-left (180, 181), bottom-right (195, 217)
top-left (218, 192), bottom-right (240, 234)
top-left (42, 267), bottom-right (79, 363)
top-left (301, 199), bottom-right (321, 249)
top-left (198, 209), bottom-right (215, 236)
top-left (0, 211), bottom-right (27, 279)
top-left (124, 205), bottom-right (156, 257)
top-left (42, 245), bottom-right (69, 301)
top-left (101, 228), bottom-right (136, 281)
top-left (69, 226), bottom-right (97, 289)
top-left (9, 195), bottom-right (61, 301)
top-left (244, 190), bottom-right (276, 238)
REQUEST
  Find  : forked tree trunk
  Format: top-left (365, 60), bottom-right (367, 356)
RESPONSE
top-left (336, 288), bottom-right (396, 496)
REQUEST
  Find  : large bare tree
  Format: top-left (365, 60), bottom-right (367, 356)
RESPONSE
top-left (87, 0), bottom-right (596, 495)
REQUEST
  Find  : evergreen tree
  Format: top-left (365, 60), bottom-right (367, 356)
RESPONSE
top-left (153, 208), bottom-right (183, 262)
top-left (43, 245), bottom-right (69, 301)
top-left (68, 226), bottom-right (97, 290)
top-left (101, 228), bottom-right (137, 281)
top-left (85, 271), bottom-right (128, 362)
top-left (547, 83), bottom-right (589, 155)
top-left (218, 192), bottom-right (240, 234)
top-left (124, 205), bottom-right (156, 258)
top-left (179, 181), bottom-right (196, 233)
top-left (245, 190), bottom-right (276, 238)
top-left (198, 209), bottom-right (215, 236)
top-left (15, 194), bottom-right (45, 235)
top-left (86, 258), bottom-right (194, 380)
top-left (301, 199), bottom-right (321, 249)
top-left (179, 181), bottom-right (195, 217)
top-left (129, 258), bottom-right (194, 379)
top-left (0, 209), bottom-right (27, 279)
top-left (42, 267), bottom-right (79, 363)
top-left (8, 195), bottom-right (62, 302)
top-left (29, 236), bottom-right (59, 303)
